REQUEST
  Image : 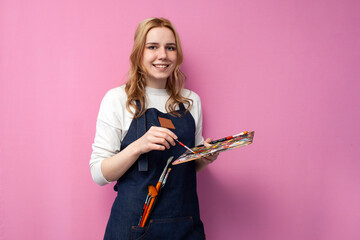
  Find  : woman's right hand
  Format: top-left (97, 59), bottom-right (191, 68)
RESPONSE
top-left (132, 126), bottom-right (178, 155)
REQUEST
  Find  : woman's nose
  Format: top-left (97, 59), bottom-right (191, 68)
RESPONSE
top-left (158, 47), bottom-right (167, 59)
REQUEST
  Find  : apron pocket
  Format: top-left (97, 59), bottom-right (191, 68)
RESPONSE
top-left (131, 216), bottom-right (196, 240)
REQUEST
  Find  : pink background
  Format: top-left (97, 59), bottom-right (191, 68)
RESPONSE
top-left (1, 0), bottom-right (359, 239)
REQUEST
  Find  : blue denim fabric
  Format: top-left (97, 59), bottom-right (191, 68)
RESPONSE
top-left (104, 103), bottom-right (205, 240)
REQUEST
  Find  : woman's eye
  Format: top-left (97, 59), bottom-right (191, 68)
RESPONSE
top-left (167, 47), bottom-right (176, 51)
top-left (148, 46), bottom-right (157, 50)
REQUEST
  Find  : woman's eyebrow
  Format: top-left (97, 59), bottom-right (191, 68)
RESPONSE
top-left (145, 42), bottom-right (176, 45)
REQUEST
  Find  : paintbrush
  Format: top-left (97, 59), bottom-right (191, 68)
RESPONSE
top-left (144, 168), bottom-right (172, 227)
top-left (161, 168), bottom-right (171, 188)
top-left (139, 157), bottom-right (173, 227)
top-left (197, 131), bottom-right (248, 147)
top-left (150, 122), bottom-right (194, 153)
top-left (174, 139), bottom-right (195, 153)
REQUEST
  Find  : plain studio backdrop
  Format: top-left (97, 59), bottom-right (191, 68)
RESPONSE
top-left (1, 0), bottom-right (359, 239)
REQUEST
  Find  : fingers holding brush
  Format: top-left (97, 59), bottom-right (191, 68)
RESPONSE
top-left (134, 126), bottom-right (177, 154)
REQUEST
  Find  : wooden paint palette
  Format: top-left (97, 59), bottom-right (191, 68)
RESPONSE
top-left (172, 131), bottom-right (255, 165)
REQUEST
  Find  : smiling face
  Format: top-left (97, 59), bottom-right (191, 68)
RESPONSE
top-left (142, 27), bottom-right (178, 89)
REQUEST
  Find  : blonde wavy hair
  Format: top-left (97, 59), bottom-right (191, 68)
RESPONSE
top-left (125, 17), bottom-right (193, 118)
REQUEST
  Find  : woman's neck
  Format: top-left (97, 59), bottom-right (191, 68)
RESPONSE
top-left (145, 78), bottom-right (167, 89)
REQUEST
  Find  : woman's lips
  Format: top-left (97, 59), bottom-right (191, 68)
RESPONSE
top-left (152, 64), bottom-right (170, 71)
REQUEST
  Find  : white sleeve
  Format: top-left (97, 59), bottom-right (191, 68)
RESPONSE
top-left (192, 92), bottom-right (204, 146)
top-left (90, 90), bottom-right (123, 186)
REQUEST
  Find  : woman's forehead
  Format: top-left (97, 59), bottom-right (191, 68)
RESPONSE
top-left (146, 27), bottom-right (175, 44)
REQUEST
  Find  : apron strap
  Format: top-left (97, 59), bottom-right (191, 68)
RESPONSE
top-left (136, 100), bottom-right (148, 172)
top-left (179, 103), bottom-right (185, 112)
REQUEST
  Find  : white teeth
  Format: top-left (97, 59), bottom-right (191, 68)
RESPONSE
top-left (154, 65), bottom-right (168, 68)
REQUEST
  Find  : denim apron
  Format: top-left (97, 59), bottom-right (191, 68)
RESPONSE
top-left (104, 102), bottom-right (206, 240)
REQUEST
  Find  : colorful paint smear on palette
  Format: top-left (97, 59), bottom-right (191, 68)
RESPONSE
top-left (172, 131), bottom-right (255, 165)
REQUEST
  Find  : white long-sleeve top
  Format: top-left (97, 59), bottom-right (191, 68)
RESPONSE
top-left (90, 85), bottom-right (204, 186)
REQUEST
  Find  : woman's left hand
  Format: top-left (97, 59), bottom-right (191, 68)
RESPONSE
top-left (195, 138), bottom-right (219, 171)
top-left (202, 138), bottom-right (219, 163)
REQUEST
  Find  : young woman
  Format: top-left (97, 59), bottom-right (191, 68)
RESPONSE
top-left (90, 17), bottom-right (218, 240)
